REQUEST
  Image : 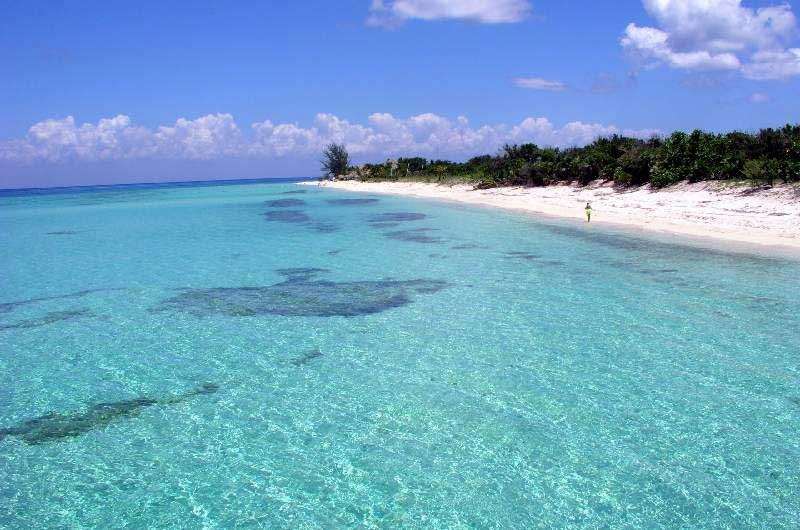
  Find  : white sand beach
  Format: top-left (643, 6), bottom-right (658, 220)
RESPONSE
top-left (304, 180), bottom-right (800, 254)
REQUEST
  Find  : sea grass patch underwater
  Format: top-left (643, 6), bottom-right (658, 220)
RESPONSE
top-left (45, 230), bottom-right (81, 235)
top-left (264, 198), bottom-right (306, 208)
top-left (274, 268), bottom-right (330, 281)
top-left (308, 221), bottom-right (339, 233)
top-left (451, 243), bottom-right (483, 250)
top-left (0, 308), bottom-right (91, 330)
top-left (262, 203), bottom-right (338, 232)
top-left (290, 350), bottom-right (324, 366)
top-left (384, 227), bottom-right (445, 244)
top-left (153, 269), bottom-right (448, 317)
top-left (263, 209), bottom-right (311, 223)
top-left (367, 212), bottom-right (427, 222)
top-left (505, 251), bottom-right (542, 260)
top-left (0, 383), bottom-right (218, 445)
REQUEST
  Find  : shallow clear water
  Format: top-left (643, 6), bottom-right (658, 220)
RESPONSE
top-left (1, 179), bottom-right (799, 528)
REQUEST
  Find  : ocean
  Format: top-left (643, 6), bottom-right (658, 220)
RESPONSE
top-left (1, 178), bottom-right (798, 528)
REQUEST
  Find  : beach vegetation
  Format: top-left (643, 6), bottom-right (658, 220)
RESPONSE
top-left (354, 124), bottom-right (800, 188)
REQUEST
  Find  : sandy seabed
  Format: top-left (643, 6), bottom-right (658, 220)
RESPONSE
top-left (302, 179), bottom-right (800, 257)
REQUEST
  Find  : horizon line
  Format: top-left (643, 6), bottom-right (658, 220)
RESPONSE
top-left (0, 175), bottom-right (315, 194)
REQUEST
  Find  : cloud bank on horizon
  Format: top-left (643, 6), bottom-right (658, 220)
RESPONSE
top-left (0, 113), bottom-right (661, 165)
top-left (622, 0), bottom-right (800, 80)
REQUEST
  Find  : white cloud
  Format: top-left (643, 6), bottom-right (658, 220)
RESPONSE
top-left (153, 114), bottom-right (243, 159)
top-left (742, 47), bottom-right (800, 79)
top-left (748, 91), bottom-right (770, 103)
top-left (622, 0), bottom-right (800, 80)
top-left (0, 112), bottom-right (660, 164)
top-left (513, 77), bottom-right (568, 91)
top-left (0, 114), bottom-right (242, 162)
top-left (622, 23), bottom-right (741, 71)
top-left (367, 0), bottom-right (531, 27)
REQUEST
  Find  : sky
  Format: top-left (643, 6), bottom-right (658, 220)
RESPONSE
top-left (2, 0), bottom-right (799, 188)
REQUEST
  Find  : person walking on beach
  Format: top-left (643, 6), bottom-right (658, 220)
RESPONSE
top-left (585, 202), bottom-right (592, 223)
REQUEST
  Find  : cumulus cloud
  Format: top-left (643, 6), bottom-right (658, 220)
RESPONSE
top-left (153, 114), bottom-right (243, 159)
top-left (0, 114), bottom-right (241, 162)
top-left (367, 0), bottom-right (531, 27)
top-left (742, 47), bottom-right (800, 79)
top-left (622, 0), bottom-right (800, 80)
top-left (0, 113), bottom-right (660, 165)
top-left (513, 77), bottom-right (568, 91)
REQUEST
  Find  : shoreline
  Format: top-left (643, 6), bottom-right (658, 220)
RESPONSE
top-left (302, 179), bottom-right (800, 257)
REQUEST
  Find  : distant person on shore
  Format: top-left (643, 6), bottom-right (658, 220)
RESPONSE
top-left (585, 202), bottom-right (592, 223)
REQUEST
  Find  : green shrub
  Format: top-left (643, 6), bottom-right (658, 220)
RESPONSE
top-left (613, 167), bottom-right (632, 186)
top-left (743, 159), bottom-right (767, 183)
top-left (650, 165), bottom-right (682, 188)
top-left (474, 178), bottom-right (497, 189)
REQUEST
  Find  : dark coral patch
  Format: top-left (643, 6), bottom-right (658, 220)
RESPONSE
top-left (154, 277), bottom-right (448, 317)
top-left (326, 198), bottom-right (380, 206)
top-left (275, 268), bottom-right (330, 281)
top-left (308, 221), bottom-right (339, 233)
top-left (262, 208), bottom-right (337, 233)
top-left (46, 230), bottom-right (81, 235)
top-left (0, 383), bottom-right (218, 445)
top-left (369, 222), bottom-right (400, 229)
top-left (451, 243), bottom-right (481, 250)
top-left (505, 252), bottom-right (564, 267)
top-left (637, 268), bottom-right (680, 275)
top-left (505, 251), bottom-right (542, 260)
top-left (368, 212), bottom-right (427, 222)
top-left (263, 210), bottom-right (311, 223)
top-left (265, 198), bottom-right (306, 207)
top-left (384, 228), bottom-right (444, 244)
top-left (0, 309), bottom-right (91, 331)
top-left (291, 350), bottom-right (323, 366)
top-left (281, 190), bottom-right (308, 195)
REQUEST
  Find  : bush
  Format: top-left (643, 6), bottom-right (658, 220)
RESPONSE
top-left (474, 178), bottom-right (497, 189)
top-left (650, 165), bottom-right (682, 188)
top-left (613, 167), bottom-right (633, 186)
top-left (743, 159), bottom-right (768, 183)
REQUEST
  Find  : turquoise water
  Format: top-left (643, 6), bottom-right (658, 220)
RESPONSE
top-left (1, 179), bottom-right (799, 528)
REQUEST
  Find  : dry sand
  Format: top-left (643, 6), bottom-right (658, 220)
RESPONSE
top-left (303, 179), bottom-right (800, 256)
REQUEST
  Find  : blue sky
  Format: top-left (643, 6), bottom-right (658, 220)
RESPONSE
top-left (2, 0), bottom-right (799, 188)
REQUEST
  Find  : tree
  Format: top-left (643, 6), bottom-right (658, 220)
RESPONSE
top-left (321, 143), bottom-right (350, 179)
